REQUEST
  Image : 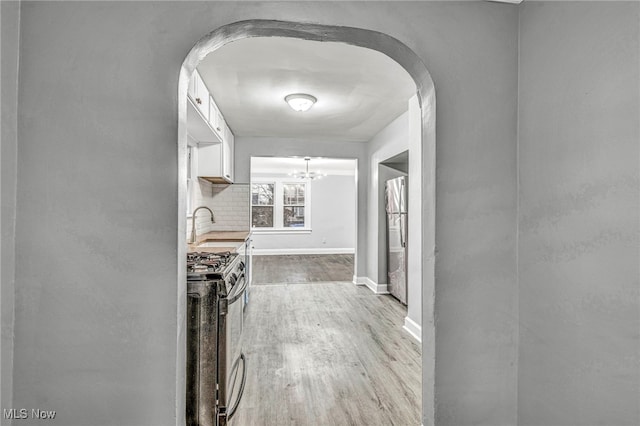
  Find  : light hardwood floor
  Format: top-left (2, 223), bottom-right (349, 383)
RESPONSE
top-left (232, 265), bottom-right (422, 425)
top-left (252, 254), bottom-right (354, 284)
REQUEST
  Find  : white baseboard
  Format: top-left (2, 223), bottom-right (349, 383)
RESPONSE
top-left (403, 316), bottom-right (422, 343)
top-left (353, 276), bottom-right (365, 286)
top-left (252, 248), bottom-right (355, 256)
top-left (353, 276), bottom-right (389, 294)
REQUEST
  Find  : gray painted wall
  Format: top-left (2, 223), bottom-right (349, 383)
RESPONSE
top-left (4, 2), bottom-right (520, 425)
top-left (364, 103), bottom-right (424, 335)
top-left (518, 3), bottom-right (640, 425)
top-left (426, 5), bottom-right (519, 425)
top-left (1, 0), bottom-right (20, 417)
top-left (367, 111), bottom-right (410, 284)
top-left (4, 2), bottom-right (638, 426)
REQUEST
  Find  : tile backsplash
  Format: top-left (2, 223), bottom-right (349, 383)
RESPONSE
top-left (187, 180), bottom-right (250, 240)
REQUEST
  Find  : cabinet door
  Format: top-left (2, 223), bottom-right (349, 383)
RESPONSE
top-left (193, 71), bottom-right (210, 120)
top-left (209, 96), bottom-right (225, 140)
top-left (208, 95), bottom-right (218, 131)
top-left (222, 125), bottom-right (234, 182)
top-left (197, 143), bottom-right (222, 177)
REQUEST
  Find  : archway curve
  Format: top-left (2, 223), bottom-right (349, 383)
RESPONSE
top-left (177, 19), bottom-right (436, 426)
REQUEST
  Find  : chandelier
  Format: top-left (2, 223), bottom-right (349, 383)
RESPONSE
top-left (289, 157), bottom-right (326, 180)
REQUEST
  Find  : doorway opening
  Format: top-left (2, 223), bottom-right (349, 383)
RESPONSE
top-left (178, 20), bottom-right (436, 426)
top-left (249, 156), bottom-right (358, 284)
top-left (379, 151), bottom-right (409, 299)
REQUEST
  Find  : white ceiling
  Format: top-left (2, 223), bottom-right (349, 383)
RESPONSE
top-left (251, 156), bottom-right (357, 177)
top-left (197, 37), bottom-right (416, 143)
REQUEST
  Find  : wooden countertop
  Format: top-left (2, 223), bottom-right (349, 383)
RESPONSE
top-left (187, 230), bottom-right (251, 254)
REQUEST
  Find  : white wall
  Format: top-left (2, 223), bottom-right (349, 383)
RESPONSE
top-left (250, 174), bottom-right (357, 254)
top-left (235, 137), bottom-right (368, 274)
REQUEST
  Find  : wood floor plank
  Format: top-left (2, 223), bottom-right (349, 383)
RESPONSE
top-left (232, 280), bottom-right (421, 426)
top-left (252, 254), bottom-right (354, 284)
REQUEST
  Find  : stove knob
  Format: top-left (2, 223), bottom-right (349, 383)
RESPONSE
top-left (238, 261), bottom-right (245, 271)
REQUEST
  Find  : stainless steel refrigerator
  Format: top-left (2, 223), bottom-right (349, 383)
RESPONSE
top-left (385, 176), bottom-right (407, 305)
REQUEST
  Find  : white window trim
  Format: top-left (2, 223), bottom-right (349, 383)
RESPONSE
top-left (250, 181), bottom-right (276, 228)
top-left (251, 228), bottom-right (312, 235)
top-left (251, 178), bottom-right (311, 232)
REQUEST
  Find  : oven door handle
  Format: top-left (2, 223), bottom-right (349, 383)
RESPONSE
top-left (227, 352), bottom-right (247, 420)
top-left (227, 273), bottom-right (247, 305)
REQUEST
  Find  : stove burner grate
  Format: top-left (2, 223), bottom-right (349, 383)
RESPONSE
top-left (186, 251), bottom-right (235, 274)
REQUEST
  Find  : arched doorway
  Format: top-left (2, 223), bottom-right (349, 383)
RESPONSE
top-left (177, 20), bottom-right (436, 425)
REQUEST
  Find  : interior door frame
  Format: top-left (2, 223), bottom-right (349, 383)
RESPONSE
top-left (177, 20), bottom-right (436, 426)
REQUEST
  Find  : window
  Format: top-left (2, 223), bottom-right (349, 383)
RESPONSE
top-left (283, 183), bottom-right (305, 228)
top-left (251, 180), bottom-right (310, 231)
top-left (251, 183), bottom-right (274, 228)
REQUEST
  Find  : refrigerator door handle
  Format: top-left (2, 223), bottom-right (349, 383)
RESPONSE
top-left (400, 179), bottom-right (407, 248)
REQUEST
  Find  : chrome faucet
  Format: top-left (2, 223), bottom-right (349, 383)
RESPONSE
top-left (189, 206), bottom-right (215, 244)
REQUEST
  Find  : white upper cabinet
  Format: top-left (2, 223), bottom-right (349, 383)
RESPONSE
top-left (197, 125), bottom-right (234, 184)
top-left (187, 70), bottom-right (220, 144)
top-left (189, 70), bottom-right (210, 120)
top-left (187, 69), bottom-right (235, 184)
top-left (187, 101), bottom-right (220, 144)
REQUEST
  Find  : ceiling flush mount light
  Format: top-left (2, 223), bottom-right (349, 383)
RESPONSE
top-left (284, 93), bottom-right (317, 112)
top-left (289, 157), bottom-right (326, 180)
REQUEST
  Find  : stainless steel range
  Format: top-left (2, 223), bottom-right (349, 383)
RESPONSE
top-left (186, 251), bottom-right (247, 426)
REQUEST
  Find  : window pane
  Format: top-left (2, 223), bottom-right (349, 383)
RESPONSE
top-left (283, 184), bottom-right (295, 205)
top-left (283, 206), bottom-right (305, 228)
top-left (252, 206), bottom-right (273, 228)
top-left (283, 183), bottom-right (305, 205)
top-left (252, 183), bottom-right (274, 205)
